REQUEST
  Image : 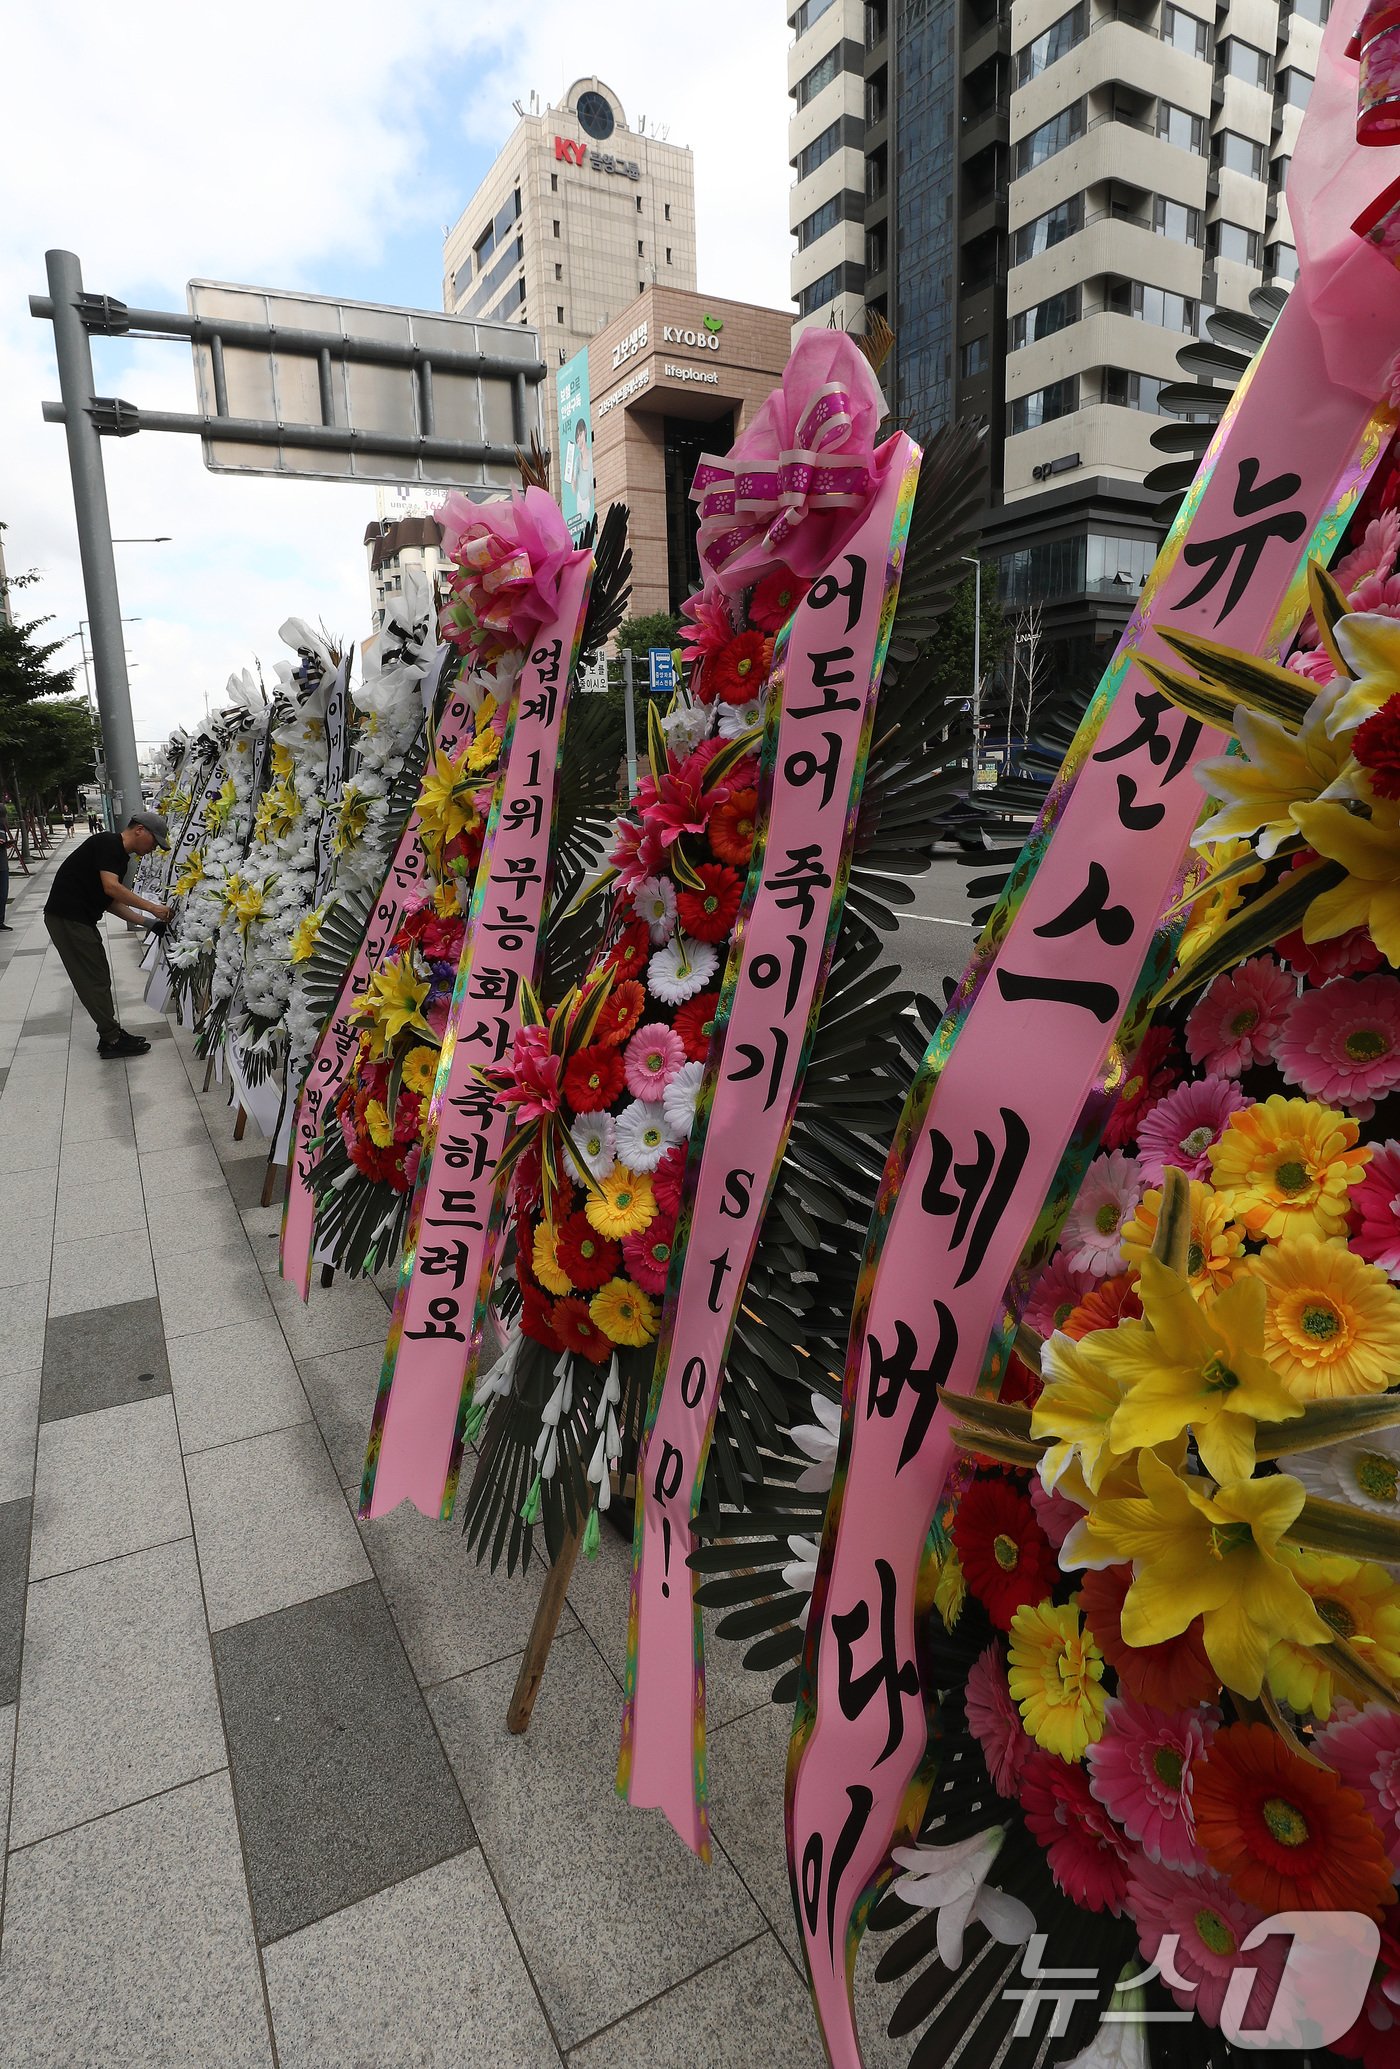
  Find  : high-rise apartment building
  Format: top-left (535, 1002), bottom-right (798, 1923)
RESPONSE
top-left (443, 79), bottom-right (697, 442)
top-left (786, 0), bottom-right (1322, 686)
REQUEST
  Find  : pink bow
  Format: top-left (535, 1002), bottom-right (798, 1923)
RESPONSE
top-left (438, 486), bottom-right (580, 663)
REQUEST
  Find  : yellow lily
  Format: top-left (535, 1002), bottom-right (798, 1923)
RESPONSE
top-left (352, 958), bottom-right (435, 1058)
top-left (172, 847), bottom-right (206, 898)
top-left (1328, 611), bottom-right (1400, 737)
top-left (1191, 680), bottom-right (1350, 859)
top-left (1063, 1449), bottom-right (1329, 1699)
top-left (1291, 797), bottom-right (1400, 963)
top-left (270, 742), bottom-right (295, 779)
top-left (417, 745), bottom-right (481, 852)
top-left (1106, 1256), bottom-right (1303, 1484)
top-left (289, 908), bottom-right (323, 965)
top-left (333, 783), bottom-right (371, 854)
top-left (1031, 1331), bottom-right (1129, 1495)
top-left (1176, 838), bottom-right (1264, 966)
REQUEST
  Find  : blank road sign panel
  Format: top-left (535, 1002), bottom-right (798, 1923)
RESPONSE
top-left (186, 280), bottom-right (543, 489)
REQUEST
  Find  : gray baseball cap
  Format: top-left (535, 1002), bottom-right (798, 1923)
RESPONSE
top-left (127, 810), bottom-right (170, 849)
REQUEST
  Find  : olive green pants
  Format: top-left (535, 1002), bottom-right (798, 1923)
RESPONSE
top-left (45, 914), bottom-right (121, 1043)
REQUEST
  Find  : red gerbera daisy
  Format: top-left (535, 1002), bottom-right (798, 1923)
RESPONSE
top-left (709, 786), bottom-right (758, 868)
top-left (515, 1206), bottom-right (540, 1289)
top-left (677, 863), bottom-right (743, 944)
top-left (747, 567), bottom-right (810, 633)
top-left (707, 630), bottom-right (772, 705)
top-left (1193, 1723), bottom-right (1396, 1921)
top-left (551, 1295), bottom-right (612, 1364)
top-left (604, 920), bottom-right (651, 985)
top-left (673, 990), bottom-right (720, 1061)
top-left (1061, 1275), bottom-right (1143, 1340)
top-left (593, 978), bottom-right (645, 1048)
top-left (652, 1142), bottom-right (687, 1218)
top-left (520, 1282), bottom-right (561, 1350)
top-left (1021, 1749), bottom-right (1132, 1914)
top-left (1355, 696), bottom-right (1400, 801)
top-left (562, 1043), bottom-right (627, 1114)
top-left (554, 1211), bottom-right (619, 1290)
top-left (1078, 1562), bottom-right (1218, 1710)
top-left (1101, 1026), bottom-right (1179, 1151)
top-left (623, 1211), bottom-right (676, 1294)
top-left (950, 1475), bottom-right (1059, 1632)
top-left (998, 1351), bottom-right (1042, 1408)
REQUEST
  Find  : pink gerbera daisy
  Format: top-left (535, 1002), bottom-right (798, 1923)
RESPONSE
top-left (624, 1021), bottom-right (686, 1099)
top-left (1287, 647), bottom-right (1340, 687)
top-left (1126, 1856), bottom-right (1280, 2029)
top-left (1277, 924), bottom-right (1384, 984)
top-left (1135, 1077), bottom-right (1248, 1186)
top-left (1085, 1697), bottom-right (1216, 1870)
top-left (1351, 1140), bottom-right (1400, 1278)
top-left (1186, 956), bottom-right (1297, 1077)
top-left (1276, 975), bottom-right (1400, 1120)
top-left (1023, 1250), bottom-right (1094, 1337)
top-left (1029, 1474), bottom-right (1083, 1551)
top-left (1020, 1750), bottom-right (1133, 1915)
top-left (1336, 512), bottom-right (1400, 601)
top-left (964, 1643), bottom-right (1030, 1800)
top-left (1316, 1705), bottom-right (1400, 1867)
top-left (1058, 1151), bottom-right (1143, 1277)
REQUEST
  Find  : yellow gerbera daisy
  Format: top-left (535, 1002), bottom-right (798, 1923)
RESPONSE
top-left (585, 1166), bottom-right (656, 1240)
top-left (400, 1045), bottom-right (440, 1099)
top-left (1207, 1094), bottom-right (1369, 1243)
top-left (1267, 1548), bottom-right (1400, 1719)
top-left (1005, 1599), bottom-right (1106, 1762)
top-left (365, 1099), bottom-right (394, 1150)
top-left (589, 1275), bottom-right (658, 1349)
top-left (1247, 1233), bottom-right (1400, 1399)
top-left (466, 727), bottom-right (501, 773)
top-left (532, 1220), bottom-right (573, 1297)
top-left (1120, 1180), bottom-right (1246, 1302)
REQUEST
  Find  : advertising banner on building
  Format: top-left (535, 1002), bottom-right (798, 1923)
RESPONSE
top-left (557, 346), bottom-right (595, 546)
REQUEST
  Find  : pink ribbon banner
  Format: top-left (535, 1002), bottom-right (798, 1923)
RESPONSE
top-left (279, 673), bottom-right (473, 1302)
top-left (785, 9), bottom-right (1400, 2061)
top-left (619, 434), bottom-right (922, 1856)
top-left (360, 552), bottom-right (593, 1522)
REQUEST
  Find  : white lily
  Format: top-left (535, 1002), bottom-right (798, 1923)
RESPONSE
top-left (889, 1828), bottom-right (1036, 1973)
top-left (781, 1532), bottom-right (822, 1628)
top-left (791, 1392), bottom-right (842, 1493)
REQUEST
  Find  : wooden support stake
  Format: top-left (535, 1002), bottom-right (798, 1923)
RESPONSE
top-left (202, 1052), bottom-right (216, 1093)
top-left (260, 1160), bottom-right (285, 1209)
top-left (507, 1518), bottom-right (585, 1734)
top-left (320, 1263), bottom-right (335, 1289)
top-left (233, 1104), bottom-right (247, 1141)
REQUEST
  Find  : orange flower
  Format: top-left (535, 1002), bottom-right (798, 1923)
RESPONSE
top-left (709, 786), bottom-right (759, 867)
top-left (708, 631), bottom-right (772, 705)
top-left (592, 977), bottom-right (645, 1048)
top-left (1192, 1722), bottom-right (1395, 1920)
top-left (1061, 1274), bottom-right (1143, 1340)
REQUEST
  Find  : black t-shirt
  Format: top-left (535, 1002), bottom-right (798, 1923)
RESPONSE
top-left (45, 832), bottom-right (128, 927)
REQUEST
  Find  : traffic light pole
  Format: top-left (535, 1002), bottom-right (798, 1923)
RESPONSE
top-left (44, 250), bottom-right (144, 825)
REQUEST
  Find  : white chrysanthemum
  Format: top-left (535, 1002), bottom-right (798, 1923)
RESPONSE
top-left (661, 1058), bottom-right (704, 1136)
top-left (567, 1109), bottom-right (617, 1183)
top-left (647, 933), bottom-right (718, 1005)
top-left (613, 1098), bottom-right (680, 1174)
top-left (633, 874), bottom-right (677, 944)
top-left (716, 695), bottom-right (763, 740)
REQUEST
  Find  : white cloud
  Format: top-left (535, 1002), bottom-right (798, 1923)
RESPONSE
top-left (0, 2), bottom-right (791, 745)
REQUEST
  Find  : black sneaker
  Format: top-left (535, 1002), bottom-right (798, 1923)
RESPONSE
top-left (98, 1031), bottom-right (151, 1059)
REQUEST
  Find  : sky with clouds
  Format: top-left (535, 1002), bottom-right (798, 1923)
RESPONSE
top-left (1, 1), bottom-right (792, 747)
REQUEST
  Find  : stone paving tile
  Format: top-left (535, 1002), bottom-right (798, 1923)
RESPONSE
top-left (57, 1137), bottom-right (140, 1190)
top-left (185, 1421), bottom-right (371, 1631)
top-left (568, 1932), bottom-right (818, 2067)
top-left (138, 1141), bottom-right (227, 1195)
top-left (30, 1396), bottom-right (189, 1581)
top-left (0, 1495), bottom-right (30, 1705)
top-left (53, 1176), bottom-right (148, 1241)
top-left (214, 1581), bottom-right (474, 1945)
top-left (39, 1295), bottom-right (171, 1423)
top-left (10, 1537), bottom-right (225, 1846)
top-left (361, 1500), bottom-right (577, 1689)
top-left (0, 1773), bottom-right (273, 2069)
top-left (0, 1365), bottom-right (41, 1504)
top-left (296, 1343), bottom-right (382, 1490)
top-left (707, 1692), bottom-right (801, 1961)
top-left (224, 1155), bottom-right (276, 1211)
top-left (0, 1699), bottom-right (14, 1871)
top-left (47, 1228), bottom-right (157, 1319)
top-left (263, 1850), bottom-right (559, 2068)
top-left (144, 1179), bottom-right (246, 1258)
top-left (266, 1267), bottom-right (392, 1358)
top-left (167, 1316), bottom-right (310, 1455)
top-left (429, 1629), bottom-right (764, 2048)
top-left (241, 1200), bottom-right (284, 1272)
top-left (154, 1234), bottom-right (269, 1338)
top-left (0, 1280), bottom-right (48, 1377)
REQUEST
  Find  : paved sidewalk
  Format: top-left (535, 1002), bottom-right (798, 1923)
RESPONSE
top-left (0, 839), bottom-right (904, 2068)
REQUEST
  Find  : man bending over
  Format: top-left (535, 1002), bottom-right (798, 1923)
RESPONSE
top-left (44, 812), bottom-right (173, 1060)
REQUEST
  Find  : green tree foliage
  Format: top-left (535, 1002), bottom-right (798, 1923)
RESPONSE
top-left (615, 610), bottom-right (682, 660)
top-left (924, 561), bottom-right (1011, 726)
top-left (0, 556), bottom-right (90, 854)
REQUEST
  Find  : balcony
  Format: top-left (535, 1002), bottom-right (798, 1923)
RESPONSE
top-left (961, 98), bottom-right (1010, 159)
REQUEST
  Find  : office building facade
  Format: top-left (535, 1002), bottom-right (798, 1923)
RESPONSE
top-left (786, 0), bottom-right (1321, 686)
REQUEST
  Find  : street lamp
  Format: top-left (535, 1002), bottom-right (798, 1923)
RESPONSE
top-left (111, 536), bottom-right (172, 543)
top-left (961, 553), bottom-right (983, 797)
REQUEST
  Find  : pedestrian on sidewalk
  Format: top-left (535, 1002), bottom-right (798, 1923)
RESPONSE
top-left (0, 795), bottom-right (10, 933)
top-left (44, 811), bottom-right (172, 1060)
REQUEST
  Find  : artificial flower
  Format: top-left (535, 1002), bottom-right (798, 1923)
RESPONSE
top-left (1189, 675), bottom-right (1350, 857)
top-left (964, 1643), bottom-right (1032, 1799)
top-left (416, 744), bottom-right (482, 854)
top-left (1276, 974), bottom-right (1400, 1118)
top-left (1029, 1473), bottom-right (1080, 1548)
top-left (353, 959), bottom-right (435, 1058)
top-left (782, 1532), bottom-right (821, 1627)
top-left (648, 933), bottom-right (720, 1005)
top-left (1061, 1275), bottom-right (1143, 1339)
top-left (1293, 796), bottom-right (1400, 964)
top-left (678, 584), bottom-right (734, 668)
top-left (1268, 1547), bottom-right (1400, 1717)
top-left (950, 1477), bottom-right (1060, 1632)
top-left (1033, 1330), bottom-right (1131, 1495)
top-left (588, 1275), bottom-right (659, 1349)
top-left (934, 1545), bottom-right (966, 1631)
top-left (1086, 1696), bottom-right (1216, 1870)
top-left (1006, 1599), bottom-right (1107, 1762)
top-left (1278, 921), bottom-right (1384, 982)
top-left (1120, 1180), bottom-right (1246, 1303)
top-left (584, 1167), bottom-right (657, 1240)
top-left (550, 1295), bottom-right (612, 1364)
top-left (662, 1058), bottom-right (704, 1136)
top-left (1078, 1563), bottom-right (1220, 1709)
top-left (1058, 1150), bottom-right (1143, 1276)
top-left (1023, 1251), bottom-right (1094, 1337)
top-left (496, 1023), bottom-right (563, 1123)
top-left (790, 1392), bottom-right (841, 1494)
top-left (716, 694), bottom-right (762, 742)
top-left (1355, 695), bottom-right (1400, 802)
top-left (1102, 1027), bottom-right (1179, 1150)
top-left (624, 1022), bottom-right (686, 1099)
top-left (519, 1283), bottom-right (562, 1351)
top-left (604, 919), bottom-right (652, 986)
top-left (288, 906), bottom-right (323, 964)
top-left (1176, 837), bottom-right (1265, 969)
top-left (676, 862), bottom-right (743, 943)
top-left (1290, 1424), bottom-right (1400, 1518)
top-left (1192, 1721), bottom-right (1396, 1919)
top-left (1335, 511), bottom-right (1400, 601)
top-left (1331, 610), bottom-right (1400, 737)
top-left (889, 1829), bottom-right (1035, 1974)
top-left (553, 1211), bottom-right (619, 1291)
top-left (1135, 1077), bottom-right (1248, 1187)
top-left (1125, 1858), bottom-right (1278, 2029)
top-left (400, 1045), bottom-right (438, 1100)
top-left (622, 1212), bottom-right (676, 1295)
top-left (1352, 1139), bottom-right (1400, 1277)
top-left (566, 1110), bottom-right (616, 1184)
top-left (633, 875), bottom-right (677, 945)
top-left (637, 769), bottom-right (715, 851)
top-left (614, 1098), bottom-right (681, 1174)
top-left (708, 786), bottom-right (759, 867)
top-left (748, 566), bottom-right (810, 632)
top-left (593, 979), bottom-right (646, 1049)
top-left (1185, 956), bottom-right (1297, 1077)
top-left (1315, 1704), bottom-right (1400, 1865)
top-left (532, 1219), bottom-right (573, 1297)
top-left (365, 1099), bottom-right (394, 1150)
top-left (1019, 1750), bottom-right (1132, 1914)
top-left (1208, 1094), bottom-right (1369, 1243)
top-left (1062, 1450), bottom-right (1328, 1700)
top-left (707, 630), bottom-right (772, 705)
top-left (651, 1142), bottom-right (687, 1218)
top-left (608, 815), bottom-right (664, 893)
top-left (673, 989), bottom-right (721, 1060)
top-left (562, 1043), bottom-right (627, 1114)
top-left (1249, 1231), bottom-right (1400, 1398)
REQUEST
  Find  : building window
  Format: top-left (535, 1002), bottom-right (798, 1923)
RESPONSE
top-left (1009, 285), bottom-right (1081, 349)
top-left (795, 45), bottom-right (843, 107)
top-left (638, 239), bottom-right (645, 255)
top-left (1009, 375), bottom-right (1078, 433)
top-left (791, 0), bottom-right (837, 32)
top-left (961, 335), bottom-right (990, 377)
top-left (1012, 193), bottom-right (1084, 263)
top-left (665, 247), bottom-right (672, 264)
top-left (1214, 129), bottom-right (1267, 178)
top-left (1152, 195), bottom-right (1203, 244)
top-left (1209, 219), bottom-right (1263, 265)
top-left (1086, 534), bottom-right (1158, 590)
top-left (796, 263), bottom-right (844, 315)
top-left (1157, 101), bottom-right (1207, 153)
top-left (1102, 369), bottom-right (1170, 412)
top-left (1221, 37), bottom-right (1272, 88)
top-left (553, 219), bottom-right (560, 237)
top-left (1267, 240), bottom-right (1300, 281)
top-left (664, 202), bottom-right (672, 220)
top-left (550, 173), bottom-right (558, 193)
top-left (556, 305), bottom-right (564, 323)
top-left (554, 262), bottom-right (562, 280)
top-left (1014, 100), bottom-right (1085, 177)
top-left (1104, 280), bottom-right (1198, 330)
top-left (796, 118), bottom-right (844, 179)
top-left (636, 195), bottom-right (643, 212)
top-left (1291, 0), bottom-right (1330, 22)
top-left (639, 279), bottom-right (645, 292)
top-left (796, 194), bottom-right (841, 248)
top-left (1161, 3), bottom-right (1210, 57)
top-left (1280, 66), bottom-right (1313, 108)
top-left (1014, 2), bottom-right (1087, 87)
top-left (996, 536), bottom-right (1088, 607)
